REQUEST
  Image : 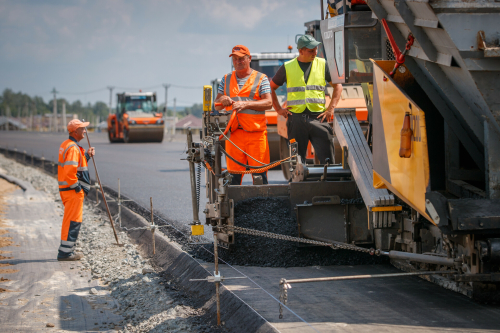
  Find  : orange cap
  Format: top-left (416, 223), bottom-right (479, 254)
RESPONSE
top-left (229, 45), bottom-right (250, 57)
top-left (67, 119), bottom-right (90, 132)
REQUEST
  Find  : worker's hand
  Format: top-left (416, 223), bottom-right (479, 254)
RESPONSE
top-left (232, 101), bottom-right (248, 113)
top-left (317, 109), bottom-right (334, 123)
top-left (218, 95), bottom-right (234, 107)
top-left (75, 184), bottom-right (82, 193)
top-left (276, 107), bottom-right (292, 118)
top-left (87, 147), bottom-right (95, 157)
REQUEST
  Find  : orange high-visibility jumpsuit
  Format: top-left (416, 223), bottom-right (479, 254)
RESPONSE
top-left (223, 70), bottom-right (270, 185)
top-left (57, 137), bottom-right (91, 257)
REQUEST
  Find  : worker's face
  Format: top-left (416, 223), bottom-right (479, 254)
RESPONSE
top-left (72, 127), bottom-right (86, 141)
top-left (299, 47), bottom-right (318, 62)
top-left (232, 55), bottom-right (251, 71)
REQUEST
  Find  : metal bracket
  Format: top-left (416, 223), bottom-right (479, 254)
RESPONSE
top-left (425, 199), bottom-right (441, 225)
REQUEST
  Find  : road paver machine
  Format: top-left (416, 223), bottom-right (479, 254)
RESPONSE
top-left (186, 0), bottom-right (500, 300)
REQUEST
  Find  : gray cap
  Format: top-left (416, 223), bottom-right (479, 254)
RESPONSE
top-left (297, 35), bottom-right (321, 49)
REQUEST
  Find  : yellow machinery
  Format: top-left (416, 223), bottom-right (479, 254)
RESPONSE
top-left (186, 0), bottom-right (500, 301)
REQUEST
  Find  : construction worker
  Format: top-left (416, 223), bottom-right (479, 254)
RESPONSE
top-left (214, 45), bottom-right (273, 185)
top-left (270, 35), bottom-right (342, 165)
top-left (57, 119), bottom-right (95, 261)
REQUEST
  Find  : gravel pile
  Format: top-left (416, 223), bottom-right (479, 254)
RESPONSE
top-left (191, 197), bottom-right (388, 267)
top-left (0, 154), bottom-right (224, 333)
top-left (78, 215), bottom-right (220, 332)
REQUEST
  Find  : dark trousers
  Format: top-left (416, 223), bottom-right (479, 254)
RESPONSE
top-left (287, 113), bottom-right (333, 164)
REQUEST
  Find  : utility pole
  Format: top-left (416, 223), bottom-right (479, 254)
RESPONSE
top-left (173, 97), bottom-right (176, 114)
top-left (62, 100), bottom-right (67, 132)
top-left (29, 102), bottom-right (33, 131)
top-left (5, 106), bottom-right (10, 131)
top-left (51, 87), bottom-right (58, 132)
top-left (107, 86), bottom-right (114, 116)
top-left (163, 84), bottom-right (171, 114)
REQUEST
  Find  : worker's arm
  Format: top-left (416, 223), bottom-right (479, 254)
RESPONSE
top-left (270, 80), bottom-right (292, 118)
top-left (232, 93), bottom-right (272, 112)
top-left (317, 83), bottom-right (342, 122)
top-left (214, 93), bottom-right (233, 111)
top-left (61, 147), bottom-right (82, 192)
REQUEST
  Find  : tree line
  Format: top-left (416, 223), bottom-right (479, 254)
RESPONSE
top-left (0, 89), bottom-right (204, 122)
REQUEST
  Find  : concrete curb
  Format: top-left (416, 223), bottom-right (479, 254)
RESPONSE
top-left (86, 188), bottom-right (278, 333)
top-left (0, 172), bottom-right (41, 199)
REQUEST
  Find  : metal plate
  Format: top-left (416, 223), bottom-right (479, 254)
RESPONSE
top-left (297, 204), bottom-right (347, 243)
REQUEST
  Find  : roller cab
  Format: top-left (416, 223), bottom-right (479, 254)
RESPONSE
top-left (107, 92), bottom-right (164, 143)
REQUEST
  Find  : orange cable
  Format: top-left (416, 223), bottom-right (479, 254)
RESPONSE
top-left (204, 155), bottom-right (295, 175)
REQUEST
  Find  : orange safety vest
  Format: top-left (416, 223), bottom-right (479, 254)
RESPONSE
top-left (58, 138), bottom-right (91, 194)
top-left (223, 70), bottom-right (266, 132)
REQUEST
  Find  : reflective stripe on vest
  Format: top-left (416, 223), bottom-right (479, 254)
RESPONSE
top-left (223, 70), bottom-right (266, 132)
top-left (285, 57), bottom-right (326, 113)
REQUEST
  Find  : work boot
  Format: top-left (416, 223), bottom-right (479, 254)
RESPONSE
top-left (57, 252), bottom-right (84, 261)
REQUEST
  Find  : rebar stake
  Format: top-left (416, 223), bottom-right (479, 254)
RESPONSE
top-left (151, 197), bottom-right (156, 255)
top-left (214, 232), bottom-right (221, 326)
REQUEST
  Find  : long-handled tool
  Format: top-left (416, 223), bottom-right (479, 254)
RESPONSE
top-left (83, 121), bottom-right (121, 246)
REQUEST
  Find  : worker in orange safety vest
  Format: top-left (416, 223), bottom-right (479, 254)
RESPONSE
top-left (57, 119), bottom-right (95, 261)
top-left (214, 45), bottom-right (273, 185)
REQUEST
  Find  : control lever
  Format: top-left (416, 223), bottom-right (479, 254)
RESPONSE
top-left (321, 158), bottom-right (331, 181)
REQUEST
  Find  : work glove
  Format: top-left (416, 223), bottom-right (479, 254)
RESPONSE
top-left (75, 184), bottom-right (82, 193)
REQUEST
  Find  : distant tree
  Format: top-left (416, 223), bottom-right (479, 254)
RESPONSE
top-left (184, 103), bottom-right (203, 118)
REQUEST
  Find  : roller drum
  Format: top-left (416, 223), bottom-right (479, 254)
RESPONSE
top-left (125, 126), bottom-right (164, 143)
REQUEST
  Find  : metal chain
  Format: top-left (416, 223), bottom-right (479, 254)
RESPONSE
top-left (228, 225), bottom-right (373, 254)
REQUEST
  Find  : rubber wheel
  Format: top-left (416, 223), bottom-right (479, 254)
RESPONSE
top-left (279, 136), bottom-right (292, 181)
top-left (123, 128), bottom-right (130, 143)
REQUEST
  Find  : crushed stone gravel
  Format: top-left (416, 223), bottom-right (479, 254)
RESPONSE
top-left (0, 154), bottom-right (225, 333)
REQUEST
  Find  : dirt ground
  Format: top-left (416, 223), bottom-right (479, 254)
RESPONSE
top-left (0, 177), bottom-right (19, 293)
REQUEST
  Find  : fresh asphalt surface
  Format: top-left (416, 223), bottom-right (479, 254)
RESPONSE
top-left (2, 131), bottom-right (500, 332)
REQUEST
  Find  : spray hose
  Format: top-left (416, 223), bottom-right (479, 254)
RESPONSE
top-left (214, 102), bottom-right (237, 141)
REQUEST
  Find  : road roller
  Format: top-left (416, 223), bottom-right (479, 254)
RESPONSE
top-left (107, 91), bottom-right (164, 143)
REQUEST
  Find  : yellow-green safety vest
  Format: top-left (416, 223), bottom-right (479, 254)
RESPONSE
top-left (285, 57), bottom-right (326, 113)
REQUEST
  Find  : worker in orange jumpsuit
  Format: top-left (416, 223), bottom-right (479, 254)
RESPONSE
top-left (214, 45), bottom-right (273, 185)
top-left (57, 119), bottom-right (95, 261)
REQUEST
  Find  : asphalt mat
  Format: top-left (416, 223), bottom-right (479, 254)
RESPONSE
top-left (190, 197), bottom-right (389, 267)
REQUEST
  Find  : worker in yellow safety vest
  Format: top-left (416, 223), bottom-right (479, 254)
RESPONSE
top-left (57, 119), bottom-right (95, 261)
top-left (214, 45), bottom-right (273, 185)
top-left (270, 34), bottom-right (342, 165)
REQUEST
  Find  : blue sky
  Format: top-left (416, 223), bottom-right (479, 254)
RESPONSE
top-left (0, 0), bottom-right (319, 108)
